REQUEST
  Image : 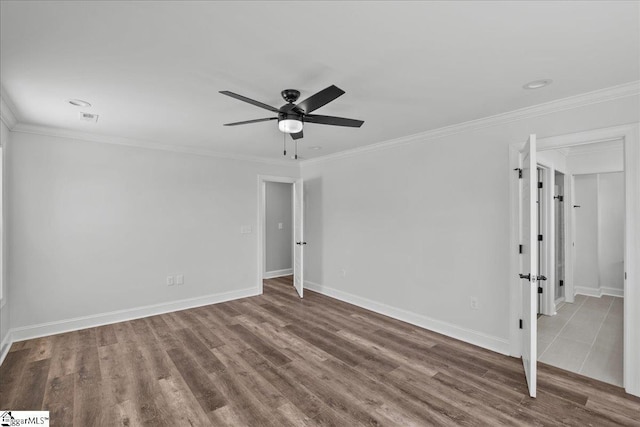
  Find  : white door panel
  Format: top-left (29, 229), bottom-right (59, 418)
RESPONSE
top-left (520, 134), bottom-right (538, 398)
top-left (293, 179), bottom-right (304, 298)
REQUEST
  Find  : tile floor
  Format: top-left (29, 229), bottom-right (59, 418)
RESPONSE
top-left (538, 294), bottom-right (623, 386)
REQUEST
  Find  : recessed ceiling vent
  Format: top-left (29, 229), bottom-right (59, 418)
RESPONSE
top-left (79, 112), bottom-right (99, 123)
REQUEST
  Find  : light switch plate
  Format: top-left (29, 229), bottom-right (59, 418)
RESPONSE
top-left (278, 223), bottom-right (283, 229)
top-left (176, 274), bottom-right (184, 285)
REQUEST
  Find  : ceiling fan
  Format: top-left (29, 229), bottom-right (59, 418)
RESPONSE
top-left (219, 85), bottom-right (364, 141)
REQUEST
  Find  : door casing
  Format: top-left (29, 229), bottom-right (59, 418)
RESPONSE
top-left (509, 123), bottom-right (640, 397)
top-left (257, 175), bottom-right (298, 294)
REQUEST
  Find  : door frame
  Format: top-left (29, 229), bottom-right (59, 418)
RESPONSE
top-left (509, 123), bottom-right (640, 397)
top-left (536, 163), bottom-right (555, 316)
top-left (534, 161), bottom-right (572, 316)
top-left (257, 174), bottom-right (297, 294)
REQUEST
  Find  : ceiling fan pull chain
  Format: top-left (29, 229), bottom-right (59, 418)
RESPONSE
top-left (295, 140), bottom-right (298, 160)
top-left (283, 132), bottom-right (287, 156)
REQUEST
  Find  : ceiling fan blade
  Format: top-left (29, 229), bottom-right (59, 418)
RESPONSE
top-left (223, 117), bottom-right (277, 126)
top-left (219, 91), bottom-right (280, 113)
top-left (304, 114), bottom-right (364, 128)
top-left (294, 85), bottom-right (345, 114)
top-left (290, 130), bottom-right (304, 140)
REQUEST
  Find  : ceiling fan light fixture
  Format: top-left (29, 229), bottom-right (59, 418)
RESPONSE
top-left (278, 118), bottom-right (303, 134)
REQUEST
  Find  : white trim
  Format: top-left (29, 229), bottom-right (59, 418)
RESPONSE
top-left (257, 175), bottom-right (297, 294)
top-left (302, 81), bottom-right (640, 166)
top-left (575, 286), bottom-right (624, 298)
top-left (11, 123), bottom-right (293, 166)
top-left (0, 329), bottom-right (12, 366)
top-left (566, 144), bottom-right (624, 156)
top-left (8, 286), bottom-right (258, 343)
top-left (305, 281), bottom-right (510, 356)
top-left (0, 91), bottom-right (18, 130)
top-left (509, 122), bottom-right (640, 397)
top-left (603, 287), bottom-right (625, 298)
top-left (263, 268), bottom-right (293, 279)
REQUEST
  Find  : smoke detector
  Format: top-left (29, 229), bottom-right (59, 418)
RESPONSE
top-left (79, 112), bottom-right (99, 123)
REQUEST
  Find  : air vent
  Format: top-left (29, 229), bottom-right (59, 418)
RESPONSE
top-left (79, 112), bottom-right (99, 123)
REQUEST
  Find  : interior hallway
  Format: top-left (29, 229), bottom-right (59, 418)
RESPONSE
top-left (539, 295), bottom-right (623, 386)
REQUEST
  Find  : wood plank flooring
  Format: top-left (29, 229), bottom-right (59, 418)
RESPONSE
top-left (1, 276), bottom-right (639, 426)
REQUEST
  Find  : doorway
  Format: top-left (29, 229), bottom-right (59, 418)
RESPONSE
top-left (509, 124), bottom-right (639, 398)
top-left (536, 143), bottom-right (625, 386)
top-left (257, 175), bottom-right (304, 298)
top-left (263, 181), bottom-right (293, 280)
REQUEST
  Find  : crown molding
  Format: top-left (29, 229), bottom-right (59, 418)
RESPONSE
top-left (4, 81), bottom-right (639, 166)
top-left (11, 123), bottom-right (294, 166)
top-left (301, 80), bottom-right (640, 166)
top-left (0, 95), bottom-right (18, 130)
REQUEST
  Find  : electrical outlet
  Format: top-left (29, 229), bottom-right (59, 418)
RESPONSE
top-left (176, 274), bottom-right (184, 285)
top-left (470, 297), bottom-right (479, 310)
top-left (278, 222), bottom-right (283, 230)
top-left (340, 269), bottom-right (347, 278)
top-left (166, 275), bottom-right (175, 286)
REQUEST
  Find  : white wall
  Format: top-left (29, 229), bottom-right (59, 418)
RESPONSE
top-left (574, 174), bottom-right (601, 292)
top-left (301, 95), bottom-right (639, 353)
top-left (265, 182), bottom-right (292, 274)
top-left (573, 172), bottom-right (625, 296)
top-left (0, 120), bottom-right (9, 358)
top-left (7, 131), bottom-right (297, 334)
top-left (568, 147), bottom-right (624, 174)
top-left (538, 149), bottom-right (568, 172)
top-left (598, 172), bottom-right (625, 293)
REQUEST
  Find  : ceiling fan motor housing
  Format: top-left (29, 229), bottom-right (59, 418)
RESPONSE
top-left (281, 89), bottom-right (301, 103)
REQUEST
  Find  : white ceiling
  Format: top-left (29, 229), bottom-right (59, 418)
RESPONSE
top-left (1, 1), bottom-right (638, 161)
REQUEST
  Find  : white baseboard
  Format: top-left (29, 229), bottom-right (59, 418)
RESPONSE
top-left (602, 287), bottom-right (624, 298)
top-left (263, 268), bottom-right (293, 279)
top-left (8, 287), bottom-right (259, 344)
top-left (0, 329), bottom-right (12, 366)
top-left (305, 281), bottom-right (510, 355)
top-left (575, 286), bottom-right (624, 298)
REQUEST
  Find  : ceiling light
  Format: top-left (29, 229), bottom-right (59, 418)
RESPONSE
top-left (523, 79), bottom-right (552, 90)
top-left (68, 99), bottom-right (92, 107)
top-left (278, 118), bottom-right (303, 134)
top-left (310, 146), bottom-right (322, 150)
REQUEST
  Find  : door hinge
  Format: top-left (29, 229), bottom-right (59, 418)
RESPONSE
top-left (518, 244), bottom-right (523, 254)
top-left (538, 182), bottom-right (543, 189)
top-left (514, 168), bottom-right (522, 179)
top-left (538, 287), bottom-right (543, 294)
top-left (519, 319), bottom-right (523, 329)
top-left (538, 234), bottom-right (543, 241)
top-left (559, 280), bottom-right (564, 287)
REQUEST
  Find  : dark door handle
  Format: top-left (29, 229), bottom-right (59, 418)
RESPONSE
top-left (296, 241), bottom-right (307, 245)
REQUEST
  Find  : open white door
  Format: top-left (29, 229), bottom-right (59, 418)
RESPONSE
top-left (293, 179), bottom-right (304, 298)
top-left (520, 134), bottom-right (538, 398)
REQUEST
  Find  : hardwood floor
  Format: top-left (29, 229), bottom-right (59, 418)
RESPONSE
top-left (1, 276), bottom-right (639, 426)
